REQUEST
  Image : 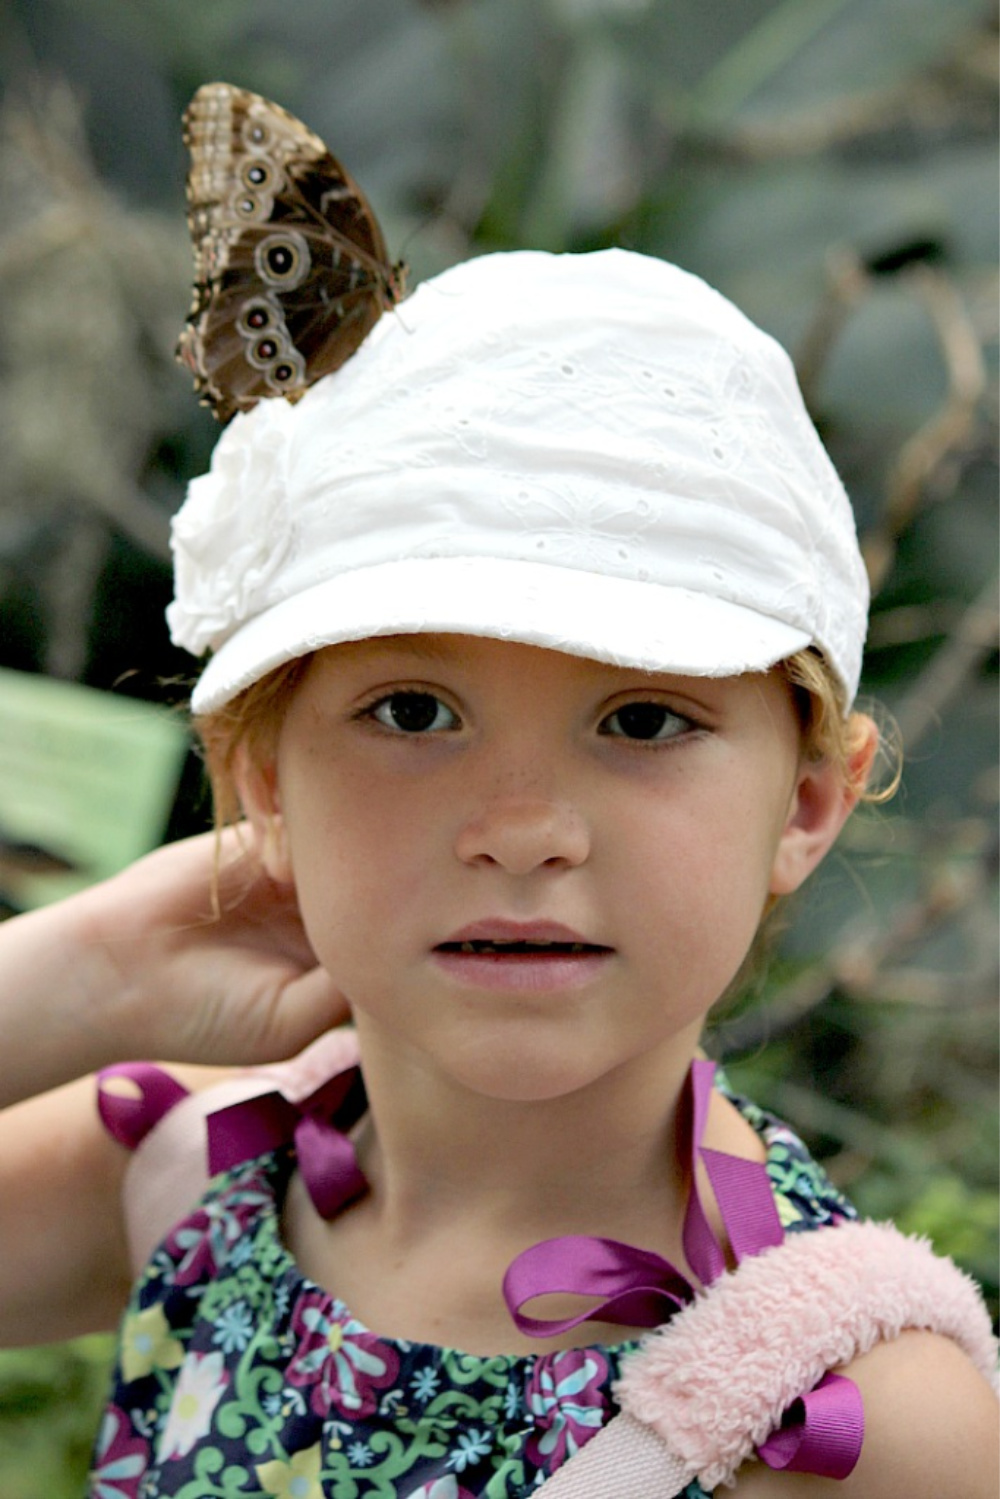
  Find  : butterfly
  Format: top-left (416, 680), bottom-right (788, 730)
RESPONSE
top-left (177, 82), bottom-right (406, 423)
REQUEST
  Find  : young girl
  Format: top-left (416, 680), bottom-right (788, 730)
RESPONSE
top-left (1, 247), bottom-right (996, 1499)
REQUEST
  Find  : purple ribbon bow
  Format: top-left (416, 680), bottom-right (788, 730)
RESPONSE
top-left (207, 1066), bottom-right (368, 1220)
top-left (98, 1051), bottom-right (863, 1480)
top-left (758, 1371), bottom-right (865, 1479)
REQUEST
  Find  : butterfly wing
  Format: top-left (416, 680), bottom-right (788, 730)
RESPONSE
top-left (178, 82), bottom-right (404, 422)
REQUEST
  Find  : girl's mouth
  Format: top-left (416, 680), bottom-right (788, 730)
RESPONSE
top-left (432, 934), bottom-right (614, 993)
top-left (437, 939), bottom-right (608, 956)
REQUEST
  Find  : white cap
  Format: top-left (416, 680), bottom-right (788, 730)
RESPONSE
top-left (167, 249), bottom-right (869, 714)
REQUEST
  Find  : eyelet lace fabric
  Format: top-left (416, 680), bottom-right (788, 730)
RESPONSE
top-left (166, 251), bottom-right (868, 714)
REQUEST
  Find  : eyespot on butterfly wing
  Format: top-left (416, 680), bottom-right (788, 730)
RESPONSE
top-left (177, 81), bottom-right (406, 423)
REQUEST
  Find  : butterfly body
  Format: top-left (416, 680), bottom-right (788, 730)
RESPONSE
top-left (178, 82), bottom-right (405, 422)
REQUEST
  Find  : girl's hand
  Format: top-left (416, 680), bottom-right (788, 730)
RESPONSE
top-left (0, 828), bottom-right (349, 1108)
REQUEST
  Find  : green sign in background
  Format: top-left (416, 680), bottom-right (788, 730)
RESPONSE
top-left (0, 667), bottom-right (188, 908)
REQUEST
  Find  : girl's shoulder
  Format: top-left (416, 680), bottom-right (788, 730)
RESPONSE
top-left (725, 1330), bottom-right (999, 1498)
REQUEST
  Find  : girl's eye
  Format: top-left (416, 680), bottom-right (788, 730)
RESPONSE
top-left (368, 691), bottom-right (458, 734)
top-left (601, 702), bottom-right (692, 742)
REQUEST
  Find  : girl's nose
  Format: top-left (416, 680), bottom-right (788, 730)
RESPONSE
top-left (454, 798), bottom-right (591, 875)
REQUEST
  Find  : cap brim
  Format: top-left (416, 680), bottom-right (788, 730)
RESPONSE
top-left (190, 556), bottom-right (811, 713)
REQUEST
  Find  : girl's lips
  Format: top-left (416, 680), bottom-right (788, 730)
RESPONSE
top-left (439, 918), bottom-right (607, 946)
top-left (431, 947), bottom-right (613, 993)
top-left (432, 920), bottom-right (614, 993)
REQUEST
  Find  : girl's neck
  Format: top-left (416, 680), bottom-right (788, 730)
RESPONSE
top-left (280, 1018), bottom-right (766, 1355)
top-left (347, 1014), bottom-right (702, 1253)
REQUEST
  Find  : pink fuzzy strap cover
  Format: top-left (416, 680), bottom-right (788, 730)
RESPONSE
top-left (611, 1217), bottom-right (998, 1492)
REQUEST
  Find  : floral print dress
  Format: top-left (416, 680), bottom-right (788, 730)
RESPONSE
top-left (90, 1085), bottom-right (854, 1499)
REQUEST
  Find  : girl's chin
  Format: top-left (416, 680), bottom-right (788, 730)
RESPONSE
top-left (422, 1037), bottom-right (637, 1106)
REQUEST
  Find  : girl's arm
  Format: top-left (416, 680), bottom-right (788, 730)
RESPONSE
top-left (730, 1330), bottom-right (999, 1499)
top-left (0, 1058), bottom-right (239, 1347)
top-left (0, 1076), bottom-right (134, 1345)
top-left (0, 830), bottom-right (348, 1344)
top-left (0, 827), bottom-right (349, 1109)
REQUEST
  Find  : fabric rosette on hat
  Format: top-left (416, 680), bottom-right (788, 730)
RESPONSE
top-left (170, 399), bottom-right (298, 656)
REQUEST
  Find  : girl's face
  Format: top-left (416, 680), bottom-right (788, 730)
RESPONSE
top-left (243, 634), bottom-right (853, 1103)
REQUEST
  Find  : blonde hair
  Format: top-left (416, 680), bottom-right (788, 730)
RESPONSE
top-left (193, 644), bottom-right (901, 828)
top-left (195, 653), bottom-right (313, 829)
top-left (778, 648), bottom-right (901, 804)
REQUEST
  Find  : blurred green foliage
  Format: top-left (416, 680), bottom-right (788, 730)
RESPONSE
top-left (0, 0), bottom-right (996, 1492)
top-left (0, 1337), bottom-right (114, 1499)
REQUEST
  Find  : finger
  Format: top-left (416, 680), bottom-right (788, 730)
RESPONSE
top-left (238, 966), bottom-right (352, 1063)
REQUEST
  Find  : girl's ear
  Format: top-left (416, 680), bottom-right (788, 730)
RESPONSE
top-left (232, 747), bottom-right (295, 885)
top-left (769, 714), bottom-right (879, 896)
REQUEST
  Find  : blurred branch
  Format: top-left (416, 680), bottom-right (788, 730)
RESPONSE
top-left (713, 71), bottom-right (994, 161)
top-left (881, 267), bottom-right (988, 558)
top-left (893, 571), bottom-right (999, 750)
top-left (686, 15), bottom-right (998, 159)
top-left (796, 249), bottom-right (994, 596)
top-left (866, 599), bottom-right (971, 650)
top-left (795, 246), bottom-right (869, 407)
top-left (721, 799), bottom-right (998, 1053)
top-left (835, 839), bottom-right (998, 1004)
top-left (764, 1078), bottom-right (929, 1172)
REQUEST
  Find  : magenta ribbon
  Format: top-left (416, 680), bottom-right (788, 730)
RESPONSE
top-left (207, 1066), bottom-right (368, 1219)
top-left (502, 1059), bottom-right (783, 1335)
top-left (97, 1058), bottom-right (368, 1220)
top-left (501, 1058), bottom-right (863, 1480)
top-left (98, 1052), bottom-right (863, 1480)
top-left (758, 1372), bottom-right (865, 1479)
top-left (503, 1235), bottom-right (696, 1338)
top-left (97, 1061), bottom-right (191, 1149)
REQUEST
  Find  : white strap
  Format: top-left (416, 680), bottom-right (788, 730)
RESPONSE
top-left (533, 1412), bottom-right (692, 1497)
